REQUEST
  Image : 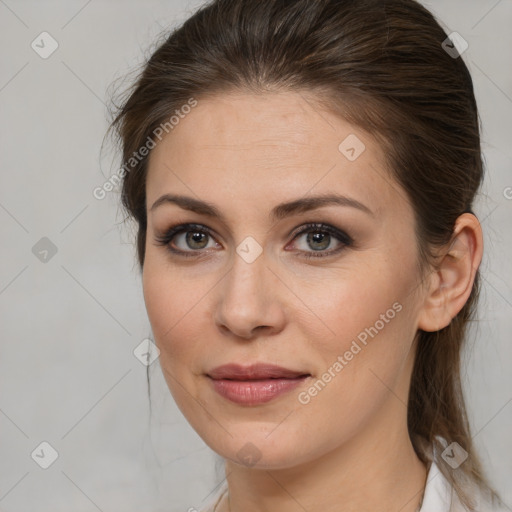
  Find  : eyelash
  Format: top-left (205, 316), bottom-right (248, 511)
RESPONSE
top-left (154, 222), bottom-right (353, 259)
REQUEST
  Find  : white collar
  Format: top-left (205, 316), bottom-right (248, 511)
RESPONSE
top-left (420, 459), bottom-right (507, 512)
top-left (419, 460), bottom-right (458, 512)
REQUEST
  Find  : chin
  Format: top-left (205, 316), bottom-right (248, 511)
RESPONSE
top-left (200, 426), bottom-right (316, 470)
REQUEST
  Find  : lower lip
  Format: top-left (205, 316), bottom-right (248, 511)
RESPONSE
top-left (209, 376), bottom-right (309, 405)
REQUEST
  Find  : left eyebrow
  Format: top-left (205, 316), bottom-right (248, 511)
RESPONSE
top-left (149, 192), bottom-right (374, 222)
top-left (269, 193), bottom-right (374, 221)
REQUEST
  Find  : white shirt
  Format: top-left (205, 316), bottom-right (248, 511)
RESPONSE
top-left (420, 460), bottom-right (507, 512)
top-left (199, 460), bottom-right (507, 512)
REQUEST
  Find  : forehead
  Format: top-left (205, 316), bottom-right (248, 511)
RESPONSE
top-left (146, 92), bottom-right (405, 220)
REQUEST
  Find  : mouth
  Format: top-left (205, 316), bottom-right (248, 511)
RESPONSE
top-left (206, 363), bottom-right (311, 405)
top-left (207, 362), bottom-right (310, 380)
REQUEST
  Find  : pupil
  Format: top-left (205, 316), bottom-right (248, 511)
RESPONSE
top-left (187, 231), bottom-right (207, 248)
top-left (308, 231), bottom-right (330, 250)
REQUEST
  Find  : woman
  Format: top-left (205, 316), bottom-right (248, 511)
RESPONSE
top-left (109, 0), bottom-right (507, 510)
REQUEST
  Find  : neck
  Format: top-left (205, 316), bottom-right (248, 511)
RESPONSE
top-left (219, 395), bottom-right (427, 512)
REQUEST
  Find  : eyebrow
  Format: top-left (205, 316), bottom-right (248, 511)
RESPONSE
top-left (149, 192), bottom-right (374, 222)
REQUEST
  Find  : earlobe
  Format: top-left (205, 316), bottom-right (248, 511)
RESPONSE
top-left (417, 213), bottom-right (483, 333)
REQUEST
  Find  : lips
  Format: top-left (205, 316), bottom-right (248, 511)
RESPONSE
top-left (206, 363), bottom-right (311, 405)
top-left (207, 363), bottom-right (310, 380)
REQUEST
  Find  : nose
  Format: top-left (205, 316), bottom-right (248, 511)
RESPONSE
top-left (214, 249), bottom-right (286, 340)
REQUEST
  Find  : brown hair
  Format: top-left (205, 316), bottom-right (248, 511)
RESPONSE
top-left (108, 0), bottom-right (501, 508)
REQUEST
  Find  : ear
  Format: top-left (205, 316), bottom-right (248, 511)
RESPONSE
top-left (417, 213), bottom-right (483, 332)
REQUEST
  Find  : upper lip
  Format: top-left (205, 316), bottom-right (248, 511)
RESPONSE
top-left (207, 363), bottom-right (310, 380)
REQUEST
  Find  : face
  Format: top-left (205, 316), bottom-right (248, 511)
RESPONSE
top-left (143, 91), bottom-right (429, 469)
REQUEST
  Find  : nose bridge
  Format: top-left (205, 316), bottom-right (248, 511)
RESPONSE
top-left (214, 244), bottom-right (283, 338)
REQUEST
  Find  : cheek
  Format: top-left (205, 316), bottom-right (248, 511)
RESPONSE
top-left (297, 255), bottom-right (419, 401)
top-left (142, 260), bottom-right (210, 415)
top-left (142, 256), bottom-right (205, 363)
top-left (298, 255), bottom-right (414, 351)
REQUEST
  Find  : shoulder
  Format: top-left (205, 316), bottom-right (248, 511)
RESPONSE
top-left (420, 460), bottom-right (508, 512)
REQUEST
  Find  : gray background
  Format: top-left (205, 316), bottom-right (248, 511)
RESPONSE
top-left (0, 1), bottom-right (510, 511)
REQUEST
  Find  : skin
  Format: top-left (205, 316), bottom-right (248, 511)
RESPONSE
top-left (142, 91), bottom-right (483, 512)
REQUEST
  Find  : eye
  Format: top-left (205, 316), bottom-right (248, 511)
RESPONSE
top-left (154, 223), bottom-right (221, 257)
top-left (154, 222), bottom-right (353, 259)
top-left (286, 223), bottom-right (353, 259)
